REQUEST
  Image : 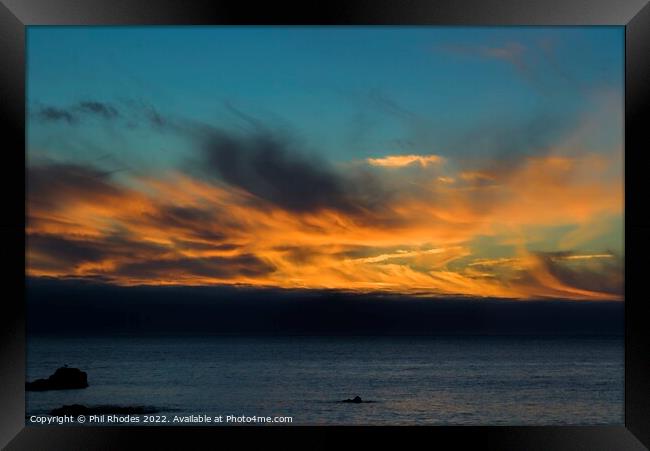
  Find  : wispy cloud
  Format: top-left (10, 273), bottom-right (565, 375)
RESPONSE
top-left (347, 247), bottom-right (452, 264)
top-left (480, 42), bottom-right (527, 72)
top-left (438, 42), bottom-right (528, 76)
top-left (26, 100), bottom-right (623, 300)
top-left (367, 154), bottom-right (444, 168)
top-left (35, 106), bottom-right (78, 124)
top-left (77, 101), bottom-right (119, 119)
top-left (551, 252), bottom-right (615, 261)
top-left (26, 126), bottom-right (623, 299)
top-left (459, 171), bottom-right (497, 182)
top-left (32, 100), bottom-right (121, 124)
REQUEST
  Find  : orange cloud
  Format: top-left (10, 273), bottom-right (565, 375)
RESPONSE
top-left (25, 147), bottom-right (623, 300)
top-left (367, 154), bottom-right (444, 168)
top-left (459, 171), bottom-right (496, 182)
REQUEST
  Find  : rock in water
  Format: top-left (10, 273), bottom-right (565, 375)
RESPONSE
top-left (26, 367), bottom-right (89, 391)
top-left (342, 396), bottom-right (363, 403)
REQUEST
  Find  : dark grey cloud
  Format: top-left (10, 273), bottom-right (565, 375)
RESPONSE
top-left (142, 205), bottom-right (232, 243)
top-left (140, 102), bottom-right (169, 128)
top-left (78, 101), bottom-right (120, 119)
top-left (28, 230), bottom-right (268, 283)
top-left (35, 106), bottom-right (77, 124)
top-left (114, 254), bottom-right (275, 279)
top-left (273, 245), bottom-right (334, 265)
top-left (117, 98), bottom-right (186, 132)
top-left (199, 127), bottom-right (388, 216)
top-left (28, 234), bottom-right (108, 267)
top-left (27, 232), bottom-right (170, 273)
top-left (32, 100), bottom-right (121, 124)
top-left (27, 163), bottom-right (124, 209)
top-left (172, 239), bottom-right (240, 252)
top-left (154, 205), bottom-right (215, 228)
top-left (536, 251), bottom-right (623, 296)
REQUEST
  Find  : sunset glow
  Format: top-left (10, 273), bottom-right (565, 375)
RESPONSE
top-left (26, 27), bottom-right (623, 300)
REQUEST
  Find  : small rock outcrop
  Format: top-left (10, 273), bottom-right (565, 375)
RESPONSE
top-left (26, 366), bottom-right (89, 391)
top-left (342, 395), bottom-right (363, 403)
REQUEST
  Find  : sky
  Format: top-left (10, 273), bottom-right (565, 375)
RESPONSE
top-left (26, 26), bottom-right (624, 300)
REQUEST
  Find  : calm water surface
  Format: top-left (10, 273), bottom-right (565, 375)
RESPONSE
top-left (26, 335), bottom-right (623, 425)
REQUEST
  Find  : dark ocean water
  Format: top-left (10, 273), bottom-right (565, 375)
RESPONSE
top-left (26, 335), bottom-right (623, 425)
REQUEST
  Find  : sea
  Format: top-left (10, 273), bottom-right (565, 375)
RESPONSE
top-left (26, 335), bottom-right (623, 426)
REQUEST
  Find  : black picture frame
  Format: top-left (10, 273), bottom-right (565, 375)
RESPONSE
top-left (1, 0), bottom-right (648, 449)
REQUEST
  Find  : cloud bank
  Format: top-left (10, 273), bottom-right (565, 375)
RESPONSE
top-left (26, 102), bottom-right (623, 300)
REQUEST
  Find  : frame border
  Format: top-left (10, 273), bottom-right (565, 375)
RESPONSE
top-left (2, 0), bottom-right (649, 449)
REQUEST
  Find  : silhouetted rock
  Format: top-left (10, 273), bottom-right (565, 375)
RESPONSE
top-left (342, 395), bottom-right (363, 403)
top-left (26, 367), bottom-right (88, 391)
top-left (50, 404), bottom-right (157, 416)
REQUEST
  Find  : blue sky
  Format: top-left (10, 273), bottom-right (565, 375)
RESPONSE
top-left (25, 27), bottom-right (625, 298)
top-left (27, 26), bottom-right (623, 169)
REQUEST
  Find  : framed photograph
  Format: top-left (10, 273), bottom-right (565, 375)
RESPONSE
top-left (1, 0), bottom-right (648, 449)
